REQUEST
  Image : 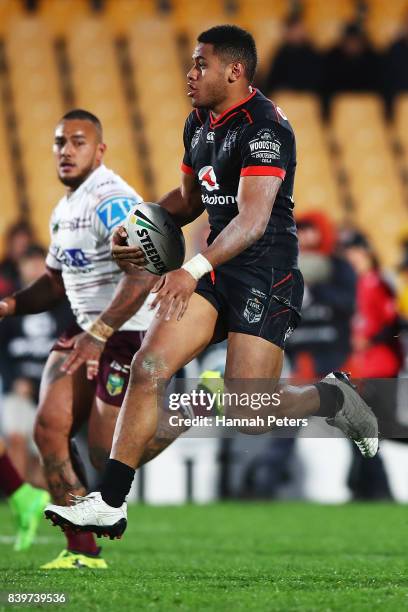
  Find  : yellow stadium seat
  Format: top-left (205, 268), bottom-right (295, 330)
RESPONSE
top-left (303, 0), bottom-right (356, 48)
top-left (104, 0), bottom-right (157, 34)
top-left (332, 94), bottom-right (408, 267)
top-left (365, 0), bottom-right (408, 48)
top-left (394, 94), bottom-right (408, 163)
top-left (0, 0), bottom-right (25, 35)
top-left (67, 16), bottom-right (147, 198)
top-left (39, 0), bottom-right (90, 36)
top-left (275, 92), bottom-right (344, 222)
top-left (0, 94), bottom-right (19, 254)
top-left (6, 16), bottom-right (64, 246)
top-left (127, 17), bottom-right (190, 199)
top-left (234, 0), bottom-right (288, 73)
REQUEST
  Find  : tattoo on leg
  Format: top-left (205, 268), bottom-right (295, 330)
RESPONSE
top-left (139, 438), bottom-right (172, 466)
top-left (42, 355), bottom-right (67, 388)
top-left (42, 453), bottom-right (86, 505)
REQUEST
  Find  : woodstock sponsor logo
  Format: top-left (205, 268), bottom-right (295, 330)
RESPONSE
top-left (249, 139), bottom-right (281, 154)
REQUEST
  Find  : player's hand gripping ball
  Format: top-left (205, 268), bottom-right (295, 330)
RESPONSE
top-left (123, 203), bottom-right (185, 275)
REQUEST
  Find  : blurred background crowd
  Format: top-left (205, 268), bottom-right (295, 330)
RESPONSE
top-left (2, 0), bottom-right (408, 506)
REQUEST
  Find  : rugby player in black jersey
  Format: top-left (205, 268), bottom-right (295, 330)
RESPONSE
top-left (45, 25), bottom-right (379, 538)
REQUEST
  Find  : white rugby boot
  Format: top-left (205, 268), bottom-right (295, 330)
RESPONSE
top-left (45, 492), bottom-right (127, 540)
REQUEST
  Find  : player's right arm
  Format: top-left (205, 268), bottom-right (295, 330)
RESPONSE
top-left (158, 172), bottom-right (204, 226)
top-left (0, 266), bottom-right (65, 320)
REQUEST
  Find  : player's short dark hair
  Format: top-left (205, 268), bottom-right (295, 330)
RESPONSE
top-left (197, 25), bottom-right (257, 83)
top-left (59, 108), bottom-right (103, 139)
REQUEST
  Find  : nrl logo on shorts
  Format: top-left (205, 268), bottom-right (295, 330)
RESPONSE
top-left (244, 297), bottom-right (264, 324)
top-left (106, 372), bottom-right (125, 396)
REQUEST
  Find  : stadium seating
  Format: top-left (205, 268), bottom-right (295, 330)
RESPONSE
top-left (302, 0), bottom-right (356, 48)
top-left (67, 15), bottom-right (148, 198)
top-left (274, 93), bottom-right (344, 222)
top-left (233, 0), bottom-right (287, 74)
top-left (332, 94), bottom-right (408, 267)
top-left (126, 17), bottom-right (190, 199)
top-left (6, 15), bottom-right (64, 246)
top-left (0, 0), bottom-right (407, 268)
top-left (394, 94), bottom-right (408, 165)
top-left (365, 0), bottom-right (408, 48)
top-left (0, 91), bottom-right (18, 252)
top-left (39, 0), bottom-right (90, 35)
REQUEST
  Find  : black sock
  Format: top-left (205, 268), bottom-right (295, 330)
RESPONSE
top-left (98, 459), bottom-right (135, 508)
top-left (314, 382), bottom-right (344, 418)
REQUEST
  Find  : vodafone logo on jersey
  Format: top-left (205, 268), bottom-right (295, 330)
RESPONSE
top-left (198, 166), bottom-right (219, 192)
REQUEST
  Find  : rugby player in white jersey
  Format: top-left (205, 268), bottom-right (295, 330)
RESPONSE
top-left (0, 109), bottom-right (159, 569)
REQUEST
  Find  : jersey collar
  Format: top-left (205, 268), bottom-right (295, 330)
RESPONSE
top-left (66, 164), bottom-right (107, 200)
top-left (209, 87), bottom-right (257, 128)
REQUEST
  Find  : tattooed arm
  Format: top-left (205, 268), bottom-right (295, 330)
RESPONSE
top-left (61, 270), bottom-right (156, 378)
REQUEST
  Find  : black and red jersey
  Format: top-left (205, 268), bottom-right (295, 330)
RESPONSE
top-left (182, 88), bottom-right (298, 269)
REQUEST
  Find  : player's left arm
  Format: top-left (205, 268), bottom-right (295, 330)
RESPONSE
top-left (61, 189), bottom-right (157, 378)
top-left (202, 175), bottom-right (282, 266)
top-left (150, 175), bottom-right (281, 321)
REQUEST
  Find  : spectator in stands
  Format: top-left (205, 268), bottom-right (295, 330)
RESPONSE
top-left (383, 14), bottom-right (408, 111)
top-left (341, 230), bottom-right (404, 499)
top-left (286, 211), bottom-right (356, 377)
top-left (397, 253), bottom-right (408, 323)
top-left (0, 245), bottom-right (73, 483)
top-left (0, 221), bottom-right (35, 299)
top-left (322, 22), bottom-right (380, 112)
top-left (263, 15), bottom-right (322, 94)
top-left (342, 231), bottom-right (402, 380)
top-left (0, 245), bottom-right (73, 400)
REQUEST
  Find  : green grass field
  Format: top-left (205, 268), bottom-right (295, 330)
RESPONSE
top-left (0, 502), bottom-right (407, 611)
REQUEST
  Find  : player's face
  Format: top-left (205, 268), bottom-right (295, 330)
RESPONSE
top-left (53, 119), bottom-right (106, 189)
top-left (187, 43), bottom-right (230, 110)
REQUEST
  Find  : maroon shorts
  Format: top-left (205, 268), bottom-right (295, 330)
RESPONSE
top-left (52, 322), bottom-right (145, 407)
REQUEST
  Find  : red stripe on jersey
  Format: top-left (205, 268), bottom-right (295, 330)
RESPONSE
top-left (272, 272), bottom-right (292, 289)
top-left (210, 111), bottom-right (240, 129)
top-left (195, 109), bottom-right (203, 125)
top-left (241, 108), bottom-right (253, 124)
top-left (240, 166), bottom-right (286, 179)
top-left (270, 308), bottom-right (290, 319)
top-left (181, 163), bottom-right (194, 175)
top-left (210, 88), bottom-right (257, 127)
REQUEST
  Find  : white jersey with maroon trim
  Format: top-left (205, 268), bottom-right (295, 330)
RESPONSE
top-left (46, 164), bottom-right (153, 332)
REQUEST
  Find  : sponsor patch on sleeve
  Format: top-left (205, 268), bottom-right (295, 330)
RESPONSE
top-left (96, 196), bottom-right (140, 231)
top-left (248, 128), bottom-right (282, 162)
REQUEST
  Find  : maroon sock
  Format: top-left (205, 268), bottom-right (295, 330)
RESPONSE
top-left (0, 452), bottom-right (24, 497)
top-left (65, 528), bottom-right (99, 556)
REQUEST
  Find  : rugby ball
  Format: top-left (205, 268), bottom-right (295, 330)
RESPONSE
top-left (124, 202), bottom-right (185, 275)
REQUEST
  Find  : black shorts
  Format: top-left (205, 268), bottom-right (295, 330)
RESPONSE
top-left (195, 266), bottom-right (304, 349)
